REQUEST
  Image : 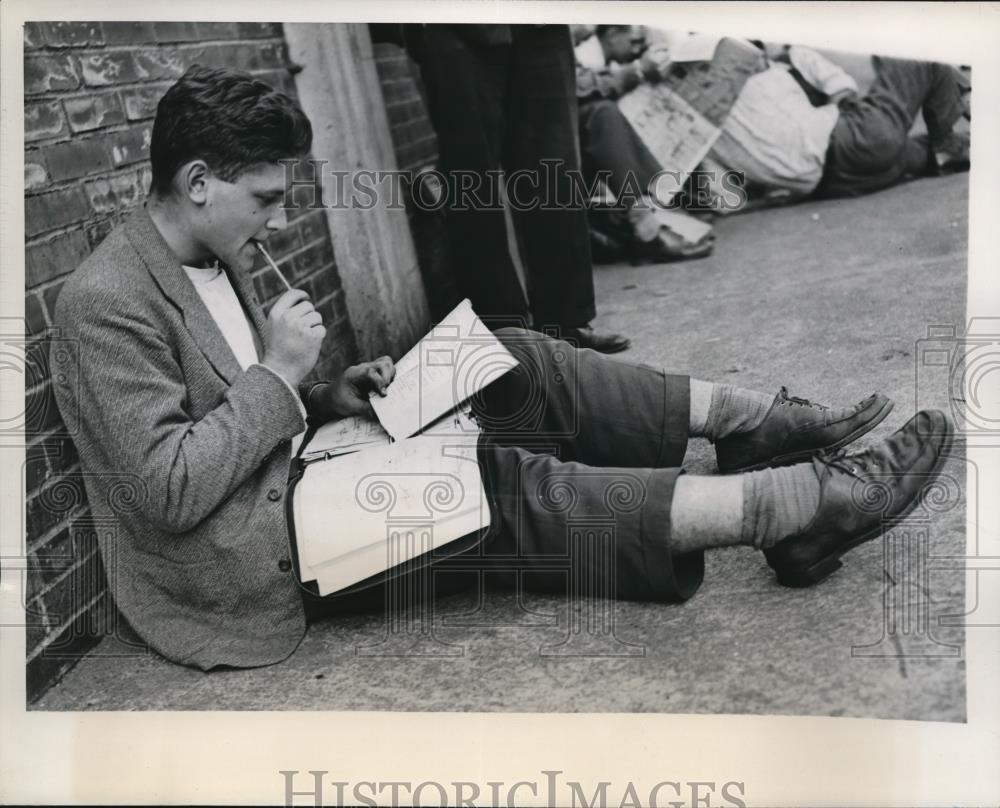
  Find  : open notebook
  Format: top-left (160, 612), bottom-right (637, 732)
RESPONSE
top-left (290, 300), bottom-right (518, 595)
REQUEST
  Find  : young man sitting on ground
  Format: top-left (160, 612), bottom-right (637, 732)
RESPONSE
top-left (52, 65), bottom-right (953, 669)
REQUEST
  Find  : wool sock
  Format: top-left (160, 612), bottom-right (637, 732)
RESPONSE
top-left (740, 463), bottom-right (822, 550)
top-left (699, 383), bottom-right (775, 442)
top-left (688, 378), bottom-right (714, 436)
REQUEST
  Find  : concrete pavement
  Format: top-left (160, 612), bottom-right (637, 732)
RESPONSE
top-left (34, 174), bottom-right (969, 718)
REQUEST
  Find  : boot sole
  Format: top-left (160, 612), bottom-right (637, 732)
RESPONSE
top-left (723, 397), bottom-right (895, 474)
top-left (774, 417), bottom-right (956, 587)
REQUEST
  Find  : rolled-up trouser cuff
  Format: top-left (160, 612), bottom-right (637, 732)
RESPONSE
top-left (639, 467), bottom-right (705, 601)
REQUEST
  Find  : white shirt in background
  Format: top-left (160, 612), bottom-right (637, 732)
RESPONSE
top-left (710, 46), bottom-right (860, 194)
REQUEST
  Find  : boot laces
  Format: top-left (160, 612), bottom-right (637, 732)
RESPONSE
top-left (779, 386), bottom-right (829, 411)
top-left (818, 446), bottom-right (881, 478)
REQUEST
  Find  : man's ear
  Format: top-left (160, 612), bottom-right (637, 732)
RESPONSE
top-left (177, 160), bottom-right (211, 205)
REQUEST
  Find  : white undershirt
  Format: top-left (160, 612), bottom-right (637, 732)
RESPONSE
top-left (182, 264), bottom-right (306, 421)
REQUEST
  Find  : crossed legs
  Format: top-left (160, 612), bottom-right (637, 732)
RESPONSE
top-left (474, 328), bottom-right (950, 596)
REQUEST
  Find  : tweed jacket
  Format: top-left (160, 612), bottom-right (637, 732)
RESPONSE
top-left (52, 207), bottom-right (314, 669)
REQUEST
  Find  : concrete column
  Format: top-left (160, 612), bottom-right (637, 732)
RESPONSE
top-left (283, 23), bottom-right (430, 360)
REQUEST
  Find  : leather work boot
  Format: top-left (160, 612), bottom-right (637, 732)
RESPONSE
top-left (716, 387), bottom-right (894, 474)
top-left (764, 409), bottom-right (954, 587)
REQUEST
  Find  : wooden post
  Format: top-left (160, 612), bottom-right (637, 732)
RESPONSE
top-left (283, 23), bottom-right (430, 360)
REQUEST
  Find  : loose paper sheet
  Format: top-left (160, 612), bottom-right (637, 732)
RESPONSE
top-left (370, 299), bottom-right (518, 440)
top-left (293, 435), bottom-right (488, 595)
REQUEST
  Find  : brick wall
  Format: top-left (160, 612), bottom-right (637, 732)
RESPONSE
top-left (370, 37), bottom-right (460, 321)
top-left (22, 20), bottom-right (357, 702)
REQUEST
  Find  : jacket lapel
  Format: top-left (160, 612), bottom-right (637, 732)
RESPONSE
top-left (124, 207), bottom-right (244, 385)
top-left (228, 263), bottom-right (268, 339)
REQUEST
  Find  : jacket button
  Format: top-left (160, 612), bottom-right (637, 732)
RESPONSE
top-left (267, 488), bottom-right (281, 501)
top-left (278, 559), bottom-right (292, 572)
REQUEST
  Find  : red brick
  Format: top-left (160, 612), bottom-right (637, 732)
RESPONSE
top-left (259, 225), bottom-right (300, 259)
top-left (63, 93), bottom-right (125, 133)
top-left (28, 631), bottom-right (100, 701)
top-left (25, 188), bottom-right (89, 238)
top-left (84, 218), bottom-right (115, 250)
top-left (25, 101), bottom-right (68, 142)
top-left (253, 267), bottom-right (287, 305)
top-left (84, 172), bottom-right (144, 216)
top-left (47, 434), bottom-right (80, 477)
top-left (25, 382), bottom-right (63, 436)
top-left (200, 41), bottom-right (286, 72)
top-left (296, 211), bottom-right (329, 246)
top-left (43, 137), bottom-right (113, 183)
top-left (102, 22), bottom-right (157, 46)
top-left (40, 22), bottom-right (105, 48)
top-left (138, 165), bottom-right (153, 195)
top-left (132, 48), bottom-right (186, 82)
top-left (25, 292), bottom-right (48, 335)
top-left (235, 22), bottom-right (284, 38)
top-left (25, 444), bottom-right (51, 491)
top-left (289, 240), bottom-right (334, 281)
top-left (29, 527), bottom-right (77, 590)
top-left (79, 51), bottom-right (141, 87)
top-left (34, 549), bottom-right (103, 633)
top-left (194, 22), bottom-right (238, 39)
top-left (27, 494), bottom-right (66, 546)
top-left (152, 21), bottom-right (201, 43)
top-left (27, 481), bottom-right (87, 541)
top-left (41, 281), bottom-right (67, 328)
top-left (107, 126), bottom-right (152, 167)
top-left (24, 228), bottom-right (91, 284)
top-left (24, 54), bottom-right (81, 95)
top-left (24, 157), bottom-right (48, 192)
top-left (23, 23), bottom-right (44, 50)
top-left (121, 85), bottom-right (168, 121)
top-left (311, 267), bottom-right (342, 302)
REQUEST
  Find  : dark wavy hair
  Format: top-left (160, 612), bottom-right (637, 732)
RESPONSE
top-left (149, 64), bottom-right (312, 195)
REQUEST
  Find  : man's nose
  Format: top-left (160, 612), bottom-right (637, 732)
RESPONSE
top-left (265, 205), bottom-right (288, 231)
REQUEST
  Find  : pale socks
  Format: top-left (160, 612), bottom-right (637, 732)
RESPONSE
top-left (740, 463), bottom-right (821, 549)
top-left (670, 463), bottom-right (821, 553)
top-left (690, 381), bottom-right (775, 442)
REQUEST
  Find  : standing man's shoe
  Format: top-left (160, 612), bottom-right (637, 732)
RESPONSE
top-left (765, 410), bottom-right (954, 587)
top-left (564, 325), bottom-right (631, 354)
top-left (716, 387), bottom-right (894, 473)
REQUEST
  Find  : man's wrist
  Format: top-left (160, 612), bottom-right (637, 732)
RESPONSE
top-left (306, 381), bottom-right (339, 418)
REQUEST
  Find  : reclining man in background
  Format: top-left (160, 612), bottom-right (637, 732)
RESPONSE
top-left (574, 24), bottom-right (715, 263)
top-left (53, 65), bottom-right (952, 670)
top-left (707, 43), bottom-right (971, 202)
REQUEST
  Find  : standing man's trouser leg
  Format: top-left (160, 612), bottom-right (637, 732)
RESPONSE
top-left (408, 25), bottom-right (531, 329)
top-left (503, 26), bottom-right (597, 330)
top-left (820, 58), bottom-right (966, 197)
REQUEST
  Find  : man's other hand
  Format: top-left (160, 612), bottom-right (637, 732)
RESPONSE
top-left (261, 289), bottom-right (325, 386)
top-left (319, 356), bottom-right (396, 418)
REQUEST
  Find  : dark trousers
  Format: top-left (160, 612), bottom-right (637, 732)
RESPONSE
top-left (408, 24), bottom-right (596, 330)
top-left (819, 58), bottom-right (965, 197)
top-left (578, 99), bottom-right (664, 202)
top-left (303, 328), bottom-right (702, 620)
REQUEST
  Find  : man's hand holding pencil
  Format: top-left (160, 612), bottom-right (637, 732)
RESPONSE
top-left (256, 242), bottom-right (396, 420)
top-left (257, 243), bottom-right (325, 387)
